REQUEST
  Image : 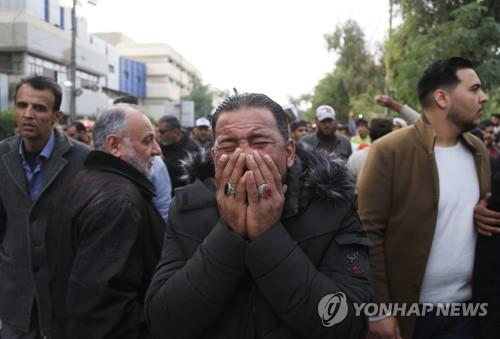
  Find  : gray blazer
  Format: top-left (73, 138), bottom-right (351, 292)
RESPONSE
top-left (0, 129), bottom-right (89, 335)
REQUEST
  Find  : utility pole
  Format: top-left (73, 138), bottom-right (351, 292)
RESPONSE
top-left (69, 0), bottom-right (77, 123)
top-left (179, 53), bottom-right (183, 122)
top-left (384, 0), bottom-right (394, 116)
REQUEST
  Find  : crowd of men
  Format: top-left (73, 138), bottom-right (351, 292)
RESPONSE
top-left (0, 56), bottom-right (499, 339)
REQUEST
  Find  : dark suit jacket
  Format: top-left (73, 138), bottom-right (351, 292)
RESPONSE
top-left (0, 129), bottom-right (89, 334)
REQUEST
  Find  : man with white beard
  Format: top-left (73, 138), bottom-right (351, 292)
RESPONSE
top-left (46, 104), bottom-right (166, 339)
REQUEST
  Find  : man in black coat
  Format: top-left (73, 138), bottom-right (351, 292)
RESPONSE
top-left (157, 115), bottom-right (200, 193)
top-left (46, 104), bottom-right (165, 339)
top-left (474, 156), bottom-right (500, 339)
top-left (146, 93), bottom-right (373, 338)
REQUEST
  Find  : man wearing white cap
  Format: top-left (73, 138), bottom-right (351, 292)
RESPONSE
top-left (301, 105), bottom-right (352, 160)
top-left (193, 117), bottom-right (213, 149)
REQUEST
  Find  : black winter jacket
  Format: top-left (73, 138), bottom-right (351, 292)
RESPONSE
top-left (146, 144), bottom-right (373, 338)
top-left (160, 132), bottom-right (201, 194)
top-left (46, 151), bottom-right (165, 339)
top-left (474, 156), bottom-right (500, 339)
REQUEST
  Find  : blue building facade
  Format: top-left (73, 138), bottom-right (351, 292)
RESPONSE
top-left (119, 57), bottom-right (146, 98)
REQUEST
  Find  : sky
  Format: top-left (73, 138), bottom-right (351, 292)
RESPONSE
top-left (82, 0), bottom-right (392, 104)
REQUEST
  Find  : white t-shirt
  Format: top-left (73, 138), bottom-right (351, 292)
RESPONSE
top-left (347, 146), bottom-right (370, 179)
top-left (419, 141), bottom-right (479, 303)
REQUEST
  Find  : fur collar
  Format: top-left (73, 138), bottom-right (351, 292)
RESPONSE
top-left (180, 141), bottom-right (354, 201)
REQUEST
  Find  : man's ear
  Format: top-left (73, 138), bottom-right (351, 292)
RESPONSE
top-left (52, 110), bottom-right (64, 125)
top-left (286, 139), bottom-right (296, 168)
top-left (106, 134), bottom-right (123, 157)
top-left (433, 89), bottom-right (450, 110)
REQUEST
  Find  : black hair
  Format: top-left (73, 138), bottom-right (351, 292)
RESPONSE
top-left (211, 93), bottom-right (289, 142)
top-left (480, 120), bottom-right (495, 130)
top-left (355, 118), bottom-right (368, 128)
top-left (369, 118), bottom-right (393, 142)
top-left (491, 113), bottom-right (500, 119)
top-left (158, 115), bottom-right (181, 130)
top-left (69, 121), bottom-right (86, 133)
top-left (291, 120), bottom-right (308, 132)
top-left (417, 57), bottom-right (474, 108)
top-left (113, 94), bottom-right (139, 105)
top-left (15, 75), bottom-right (62, 111)
top-left (470, 127), bottom-right (484, 141)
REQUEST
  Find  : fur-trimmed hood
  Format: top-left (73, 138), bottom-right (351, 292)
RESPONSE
top-left (180, 141), bottom-right (354, 201)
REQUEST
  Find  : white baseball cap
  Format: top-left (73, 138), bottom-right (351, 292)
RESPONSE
top-left (316, 105), bottom-right (336, 121)
top-left (195, 117), bottom-right (211, 128)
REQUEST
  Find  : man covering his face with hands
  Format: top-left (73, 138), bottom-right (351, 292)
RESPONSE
top-left (146, 93), bottom-right (372, 339)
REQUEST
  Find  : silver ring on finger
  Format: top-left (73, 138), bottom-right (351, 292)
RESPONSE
top-left (257, 183), bottom-right (272, 200)
top-left (224, 180), bottom-right (236, 197)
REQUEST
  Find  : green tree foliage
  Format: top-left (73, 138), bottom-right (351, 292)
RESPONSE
top-left (386, 0), bottom-right (500, 113)
top-left (0, 110), bottom-right (16, 140)
top-left (182, 76), bottom-right (213, 119)
top-left (288, 93), bottom-right (312, 121)
top-left (308, 20), bottom-right (385, 122)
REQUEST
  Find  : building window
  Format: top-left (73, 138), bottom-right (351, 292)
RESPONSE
top-left (60, 7), bottom-right (64, 29)
top-left (44, 0), bottom-right (50, 22)
top-left (109, 64), bottom-right (115, 73)
top-left (123, 70), bottom-right (129, 79)
top-left (27, 55), bottom-right (64, 80)
top-left (136, 76), bottom-right (141, 83)
top-left (77, 70), bottom-right (99, 91)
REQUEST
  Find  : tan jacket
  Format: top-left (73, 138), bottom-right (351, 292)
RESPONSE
top-left (357, 115), bottom-right (490, 338)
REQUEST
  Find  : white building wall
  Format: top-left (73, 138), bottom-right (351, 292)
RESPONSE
top-left (0, 0), bottom-right (25, 11)
top-left (48, 0), bottom-right (59, 26)
top-left (60, 87), bottom-right (110, 117)
top-left (114, 41), bottom-right (199, 111)
top-left (105, 46), bottom-right (120, 91)
top-left (86, 36), bottom-right (119, 91)
top-left (77, 16), bottom-right (89, 44)
top-left (0, 8), bottom-right (117, 117)
top-left (27, 0), bottom-right (45, 20)
top-left (0, 12), bottom-right (108, 76)
top-left (61, 5), bottom-right (71, 32)
top-left (0, 0), bottom-right (46, 20)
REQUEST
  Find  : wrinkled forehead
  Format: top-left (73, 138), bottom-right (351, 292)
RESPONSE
top-left (214, 107), bottom-right (279, 135)
top-left (16, 84), bottom-right (56, 108)
top-left (214, 108), bottom-right (280, 139)
top-left (125, 110), bottom-right (154, 137)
